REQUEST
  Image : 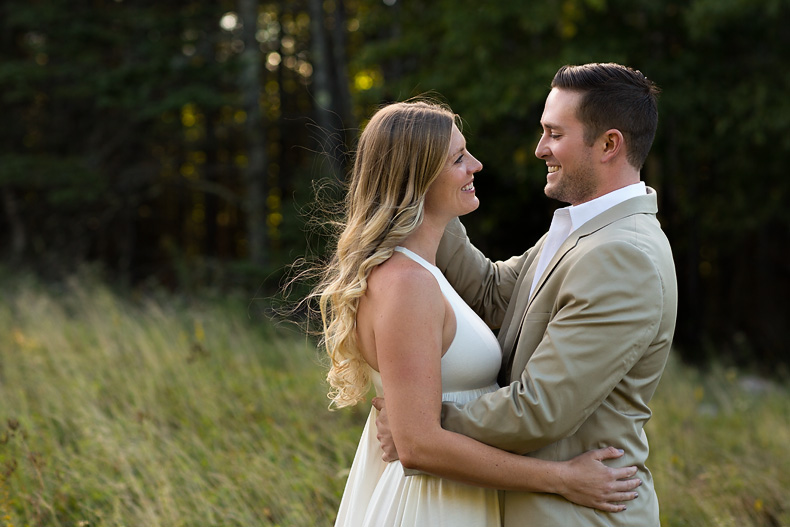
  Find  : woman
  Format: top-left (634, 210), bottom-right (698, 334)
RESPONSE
top-left (312, 100), bottom-right (640, 526)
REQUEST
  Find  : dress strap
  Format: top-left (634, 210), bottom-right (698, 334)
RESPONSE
top-left (393, 246), bottom-right (436, 271)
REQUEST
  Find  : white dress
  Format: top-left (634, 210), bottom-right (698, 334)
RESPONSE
top-left (334, 246), bottom-right (503, 527)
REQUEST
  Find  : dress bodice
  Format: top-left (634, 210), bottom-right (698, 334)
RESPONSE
top-left (369, 246), bottom-right (501, 403)
top-left (335, 246), bottom-right (504, 527)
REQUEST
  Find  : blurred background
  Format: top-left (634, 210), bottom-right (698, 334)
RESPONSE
top-left (1, 0), bottom-right (788, 373)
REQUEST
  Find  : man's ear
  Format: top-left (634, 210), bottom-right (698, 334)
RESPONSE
top-left (600, 129), bottom-right (624, 163)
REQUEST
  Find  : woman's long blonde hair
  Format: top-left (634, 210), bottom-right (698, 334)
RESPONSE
top-left (316, 100), bottom-right (458, 408)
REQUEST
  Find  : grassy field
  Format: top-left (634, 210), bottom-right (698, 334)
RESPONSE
top-left (0, 270), bottom-right (788, 526)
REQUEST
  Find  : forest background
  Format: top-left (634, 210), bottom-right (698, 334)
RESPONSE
top-left (2, 0), bottom-right (789, 369)
top-left (1, 1), bottom-right (790, 526)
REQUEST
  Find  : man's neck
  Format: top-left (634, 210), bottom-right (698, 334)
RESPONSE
top-left (571, 172), bottom-right (641, 206)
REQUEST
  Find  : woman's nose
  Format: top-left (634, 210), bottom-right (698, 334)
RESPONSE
top-left (471, 155), bottom-right (482, 173)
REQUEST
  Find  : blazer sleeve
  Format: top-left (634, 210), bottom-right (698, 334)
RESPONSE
top-left (441, 239), bottom-right (666, 454)
top-left (437, 218), bottom-right (530, 328)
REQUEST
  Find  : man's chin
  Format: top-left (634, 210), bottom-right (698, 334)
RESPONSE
top-left (544, 184), bottom-right (564, 202)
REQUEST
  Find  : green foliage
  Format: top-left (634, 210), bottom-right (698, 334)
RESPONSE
top-left (352, 0), bottom-right (790, 366)
top-left (0, 0), bottom-right (241, 274)
top-left (0, 154), bottom-right (105, 206)
top-left (0, 274), bottom-right (788, 526)
top-left (0, 0), bottom-right (788, 367)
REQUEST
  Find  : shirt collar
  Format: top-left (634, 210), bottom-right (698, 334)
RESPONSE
top-left (566, 182), bottom-right (647, 232)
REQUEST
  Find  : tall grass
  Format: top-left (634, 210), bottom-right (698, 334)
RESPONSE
top-left (649, 357), bottom-right (790, 526)
top-left (0, 270), bottom-right (788, 526)
top-left (0, 270), bottom-right (364, 526)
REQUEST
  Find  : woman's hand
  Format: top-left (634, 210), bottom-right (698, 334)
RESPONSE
top-left (556, 446), bottom-right (642, 512)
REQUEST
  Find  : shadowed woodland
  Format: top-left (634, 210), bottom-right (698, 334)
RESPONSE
top-left (1, 0), bottom-right (789, 370)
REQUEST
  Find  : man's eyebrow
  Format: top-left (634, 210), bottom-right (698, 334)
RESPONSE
top-left (541, 121), bottom-right (562, 130)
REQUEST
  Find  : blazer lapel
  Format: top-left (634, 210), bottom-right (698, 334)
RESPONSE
top-left (527, 191), bottom-right (659, 306)
top-left (496, 232), bottom-right (546, 384)
top-left (507, 234), bottom-right (547, 335)
top-left (526, 233), bottom-right (580, 308)
top-left (500, 190), bottom-right (660, 380)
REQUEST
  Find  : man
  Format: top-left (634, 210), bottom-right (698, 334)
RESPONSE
top-left (376, 62), bottom-right (678, 526)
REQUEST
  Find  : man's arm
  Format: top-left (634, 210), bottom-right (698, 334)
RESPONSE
top-left (366, 252), bottom-right (644, 508)
top-left (442, 240), bottom-right (666, 454)
top-left (437, 218), bottom-right (534, 328)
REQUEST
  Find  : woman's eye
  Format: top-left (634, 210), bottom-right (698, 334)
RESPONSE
top-left (455, 154), bottom-right (464, 164)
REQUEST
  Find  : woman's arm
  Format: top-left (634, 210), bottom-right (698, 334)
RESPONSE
top-left (368, 261), bottom-right (639, 512)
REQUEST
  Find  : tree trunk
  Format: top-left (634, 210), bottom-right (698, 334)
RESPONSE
top-left (239, 0), bottom-right (268, 268)
top-left (204, 111), bottom-right (220, 259)
top-left (331, 0), bottom-right (354, 133)
top-left (308, 0), bottom-right (342, 179)
top-left (2, 187), bottom-right (26, 260)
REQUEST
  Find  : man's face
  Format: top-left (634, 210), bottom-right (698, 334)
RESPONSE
top-left (535, 88), bottom-right (599, 206)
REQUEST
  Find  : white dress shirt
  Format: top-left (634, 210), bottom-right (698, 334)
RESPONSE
top-left (528, 182), bottom-right (647, 298)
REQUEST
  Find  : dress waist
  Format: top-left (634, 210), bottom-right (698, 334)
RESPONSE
top-left (442, 382), bottom-right (499, 405)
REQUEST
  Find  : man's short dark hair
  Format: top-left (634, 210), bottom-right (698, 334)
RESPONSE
top-left (552, 63), bottom-right (660, 170)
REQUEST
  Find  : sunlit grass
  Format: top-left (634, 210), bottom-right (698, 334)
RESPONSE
top-left (0, 269), bottom-right (787, 526)
top-left (0, 270), bottom-right (365, 527)
top-left (649, 357), bottom-right (790, 526)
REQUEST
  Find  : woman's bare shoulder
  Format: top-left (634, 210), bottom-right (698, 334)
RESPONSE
top-left (366, 253), bottom-right (441, 303)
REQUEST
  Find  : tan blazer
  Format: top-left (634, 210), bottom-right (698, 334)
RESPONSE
top-left (437, 188), bottom-right (677, 527)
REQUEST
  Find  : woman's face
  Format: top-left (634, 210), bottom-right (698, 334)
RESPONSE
top-left (424, 124), bottom-right (483, 223)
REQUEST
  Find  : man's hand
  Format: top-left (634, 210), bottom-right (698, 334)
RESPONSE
top-left (372, 397), bottom-right (400, 462)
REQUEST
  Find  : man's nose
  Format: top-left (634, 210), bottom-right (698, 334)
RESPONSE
top-left (535, 137), bottom-right (548, 159)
